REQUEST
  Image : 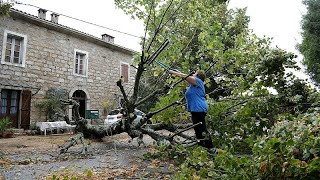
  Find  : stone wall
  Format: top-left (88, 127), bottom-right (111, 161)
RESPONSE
top-left (0, 16), bottom-right (136, 124)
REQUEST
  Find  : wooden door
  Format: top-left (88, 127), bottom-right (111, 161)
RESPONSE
top-left (0, 89), bottom-right (20, 128)
top-left (21, 90), bottom-right (31, 129)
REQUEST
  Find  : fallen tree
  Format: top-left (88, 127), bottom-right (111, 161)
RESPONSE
top-left (59, 0), bottom-right (318, 155)
top-left (62, 94), bottom-right (196, 141)
top-left (59, 1), bottom-right (211, 149)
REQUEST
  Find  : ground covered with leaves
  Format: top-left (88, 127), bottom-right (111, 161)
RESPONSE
top-left (0, 132), bottom-right (177, 179)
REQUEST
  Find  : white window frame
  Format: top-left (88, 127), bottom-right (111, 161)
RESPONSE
top-left (1, 30), bottom-right (28, 67)
top-left (73, 49), bottom-right (89, 77)
top-left (120, 61), bottom-right (130, 83)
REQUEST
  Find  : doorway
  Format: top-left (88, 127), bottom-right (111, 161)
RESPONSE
top-left (72, 90), bottom-right (86, 118)
top-left (0, 89), bottom-right (20, 128)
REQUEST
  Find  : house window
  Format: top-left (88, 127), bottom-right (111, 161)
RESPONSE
top-left (120, 62), bottom-right (129, 83)
top-left (1, 30), bottom-right (27, 67)
top-left (1, 90), bottom-right (7, 114)
top-left (74, 49), bottom-right (88, 76)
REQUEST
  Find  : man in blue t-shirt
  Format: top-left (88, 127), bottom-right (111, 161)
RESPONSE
top-left (169, 70), bottom-right (215, 153)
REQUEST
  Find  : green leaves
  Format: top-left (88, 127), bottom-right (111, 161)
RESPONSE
top-left (251, 114), bottom-right (320, 178)
top-left (115, 1), bottom-right (320, 178)
top-left (0, 117), bottom-right (11, 133)
top-left (299, 0), bottom-right (320, 84)
top-left (35, 88), bottom-right (69, 121)
top-left (0, 1), bottom-right (12, 17)
top-left (151, 86), bottom-right (186, 123)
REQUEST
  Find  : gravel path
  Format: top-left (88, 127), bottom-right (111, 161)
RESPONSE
top-left (0, 132), bottom-right (176, 179)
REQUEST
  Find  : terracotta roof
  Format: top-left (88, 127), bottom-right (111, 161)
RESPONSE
top-left (9, 8), bottom-right (137, 55)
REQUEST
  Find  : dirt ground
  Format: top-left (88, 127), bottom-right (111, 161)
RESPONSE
top-left (0, 132), bottom-right (176, 180)
top-left (0, 134), bottom-right (76, 154)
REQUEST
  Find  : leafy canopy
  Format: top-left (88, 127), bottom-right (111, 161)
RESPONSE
top-left (116, 0), bottom-right (318, 152)
top-left (299, 0), bottom-right (320, 85)
top-left (0, 0), bottom-right (13, 16)
top-left (115, 0), bottom-right (320, 178)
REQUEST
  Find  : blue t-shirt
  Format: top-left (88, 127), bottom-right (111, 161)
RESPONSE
top-left (185, 77), bottom-right (208, 112)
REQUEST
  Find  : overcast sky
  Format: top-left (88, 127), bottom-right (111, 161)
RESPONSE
top-left (229, 0), bottom-right (306, 54)
top-left (12, 0), bottom-right (309, 79)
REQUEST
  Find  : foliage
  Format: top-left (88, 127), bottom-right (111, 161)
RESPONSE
top-left (144, 142), bottom-right (216, 178)
top-left (35, 88), bottom-right (68, 121)
top-left (102, 100), bottom-right (116, 116)
top-left (208, 78), bottom-right (319, 153)
top-left (299, 0), bottom-right (320, 85)
top-left (47, 167), bottom-right (94, 180)
top-left (152, 85), bottom-right (188, 124)
top-left (144, 1), bottom-right (259, 123)
top-left (0, 117), bottom-right (11, 133)
top-left (0, 117), bottom-right (13, 138)
top-left (116, 0), bottom-right (318, 153)
top-left (250, 113), bottom-right (320, 179)
top-left (0, 0), bottom-right (12, 17)
top-left (114, 0), bottom-right (320, 178)
top-left (149, 112), bottom-right (320, 179)
top-left (116, 0), bottom-right (311, 119)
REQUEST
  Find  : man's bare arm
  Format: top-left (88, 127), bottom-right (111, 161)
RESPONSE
top-left (168, 70), bottom-right (197, 86)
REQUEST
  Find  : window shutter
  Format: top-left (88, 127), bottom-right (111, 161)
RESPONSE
top-left (121, 63), bottom-right (129, 83)
top-left (21, 90), bottom-right (31, 129)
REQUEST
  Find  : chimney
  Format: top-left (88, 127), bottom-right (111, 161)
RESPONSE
top-left (50, 13), bottom-right (59, 23)
top-left (38, 8), bottom-right (47, 20)
top-left (101, 34), bottom-right (114, 43)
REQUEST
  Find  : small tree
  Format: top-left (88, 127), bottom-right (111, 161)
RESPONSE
top-left (35, 88), bottom-right (69, 121)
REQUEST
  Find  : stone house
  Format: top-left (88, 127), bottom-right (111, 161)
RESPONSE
top-left (0, 8), bottom-right (137, 129)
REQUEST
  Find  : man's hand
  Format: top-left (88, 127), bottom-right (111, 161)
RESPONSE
top-left (168, 69), bottom-right (177, 74)
top-left (168, 69), bottom-right (186, 77)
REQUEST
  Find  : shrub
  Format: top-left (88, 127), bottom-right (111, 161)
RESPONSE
top-left (154, 112), bottom-right (320, 179)
top-left (251, 113), bottom-right (320, 179)
top-left (35, 88), bottom-right (68, 121)
top-left (0, 117), bottom-right (11, 133)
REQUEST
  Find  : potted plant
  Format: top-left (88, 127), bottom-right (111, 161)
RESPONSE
top-left (0, 117), bottom-right (14, 138)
